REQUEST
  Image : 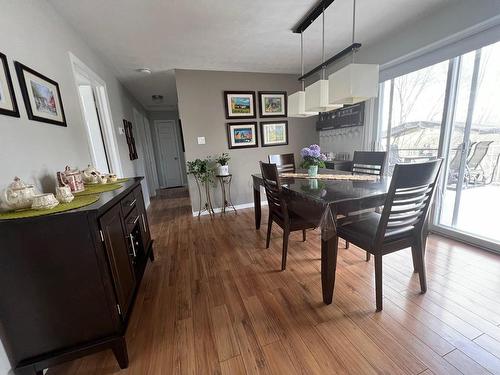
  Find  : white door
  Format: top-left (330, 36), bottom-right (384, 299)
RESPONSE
top-left (155, 120), bottom-right (183, 188)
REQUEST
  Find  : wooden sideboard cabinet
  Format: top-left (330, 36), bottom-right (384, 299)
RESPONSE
top-left (0, 177), bottom-right (154, 375)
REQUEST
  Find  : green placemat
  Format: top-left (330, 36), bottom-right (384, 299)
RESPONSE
top-left (116, 178), bottom-right (130, 183)
top-left (76, 183), bottom-right (123, 196)
top-left (0, 194), bottom-right (101, 220)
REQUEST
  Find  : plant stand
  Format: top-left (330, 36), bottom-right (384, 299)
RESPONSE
top-left (216, 174), bottom-right (237, 215)
top-left (194, 176), bottom-right (215, 218)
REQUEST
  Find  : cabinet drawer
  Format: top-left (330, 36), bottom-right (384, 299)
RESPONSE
top-left (121, 191), bottom-right (137, 217)
top-left (125, 206), bottom-right (140, 235)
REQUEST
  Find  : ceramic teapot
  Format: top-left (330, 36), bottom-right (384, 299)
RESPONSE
top-left (1, 177), bottom-right (37, 211)
top-left (57, 166), bottom-right (85, 193)
top-left (82, 164), bottom-right (101, 184)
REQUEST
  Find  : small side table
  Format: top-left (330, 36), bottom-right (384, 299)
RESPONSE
top-left (216, 174), bottom-right (237, 215)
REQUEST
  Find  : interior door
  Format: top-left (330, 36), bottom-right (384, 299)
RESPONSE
top-left (99, 204), bottom-right (136, 318)
top-left (155, 120), bottom-right (183, 188)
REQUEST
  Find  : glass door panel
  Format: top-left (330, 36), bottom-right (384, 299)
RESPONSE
top-left (437, 41), bottom-right (500, 244)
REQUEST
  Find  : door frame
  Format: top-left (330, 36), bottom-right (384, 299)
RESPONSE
top-left (69, 52), bottom-right (123, 177)
top-left (153, 119), bottom-right (184, 188)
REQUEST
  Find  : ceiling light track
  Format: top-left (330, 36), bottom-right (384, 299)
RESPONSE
top-left (293, 0), bottom-right (336, 34)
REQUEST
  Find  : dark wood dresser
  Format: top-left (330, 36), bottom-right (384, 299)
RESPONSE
top-left (0, 177), bottom-right (154, 375)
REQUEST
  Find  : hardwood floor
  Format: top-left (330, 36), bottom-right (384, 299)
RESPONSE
top-left (49, 187), bottom-right (500, 375)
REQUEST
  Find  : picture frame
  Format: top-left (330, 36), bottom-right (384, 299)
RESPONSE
top-left (15, 61), bottom-right (66, 126)
top-left (0, 52), bottom-right (20, 118)
top-left (224, 91), bottom-right (256, 119)
top-left (123, 119), bottom-right (138, 160)
top-left (260, 120), bottom-right (289, 147)
top-left (258, 91), bottom-right (287, 118)
top-left (226, 122), bottom-right (258, 149)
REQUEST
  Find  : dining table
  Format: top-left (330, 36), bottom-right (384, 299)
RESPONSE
top-left (252, 169), bottom-right (391, 305)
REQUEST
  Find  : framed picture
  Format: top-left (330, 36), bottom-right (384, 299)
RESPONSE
top-left (0, 53), bottom-right (19, 118)
top-left (123, 119), bottom-right (138, 160)
top-left (258, 91), bottom-right (287, 118)
top-left (226, 122), bottom-right (258, 149)
top-left (260, 121), bottom-right (289, 147)
top-left (15, 61), bottom-right (66, 126)
top-left (224, 91), bottom-right (256, 119)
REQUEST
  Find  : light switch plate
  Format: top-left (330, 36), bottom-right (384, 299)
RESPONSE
top-left (197, 136), bottom-right (206, 145)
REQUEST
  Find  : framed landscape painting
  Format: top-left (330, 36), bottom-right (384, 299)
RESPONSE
top-left (224, 91), bottom-right (256, 119)
top-left (0, 52), bottom-right (19, 118)
top-left (226, 122), bottom-right (258, 149)
top-left (260, 121), bottom-right (288, 147)
top-left (15, 62), bottom-right (66, 126)
top-left (258, 91), bottom-right (287, 118)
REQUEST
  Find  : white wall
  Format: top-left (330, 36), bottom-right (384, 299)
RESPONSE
top-left (0, 0), bottom-right (149, 194)
top-left (0, 1), bottom-right (150, 373)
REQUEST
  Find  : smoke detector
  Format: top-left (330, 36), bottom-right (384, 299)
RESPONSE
top-left (135, 68), bottom-right (152, 74)
top-left (152, 94), bottom-right (164, 103)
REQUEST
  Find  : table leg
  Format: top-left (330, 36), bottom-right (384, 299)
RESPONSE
top-left (253, 186), bottom-right (261, 230)
top-left (321, 225), bottom-right (338, 305)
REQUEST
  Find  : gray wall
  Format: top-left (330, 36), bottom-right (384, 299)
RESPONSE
top-left (0, 1), bottom-right (149, 373)
top-left (147, 110), bottom-right (188, 186)
top-left (0, 0), bottom-right (149, 196)
top-left (175, 69), bottom-right (319, 212)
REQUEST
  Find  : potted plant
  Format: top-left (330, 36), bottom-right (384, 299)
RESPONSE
top-left (300, 144), bottom-right (327, 177)
top-left (215, 153), bottom-right (230, 176)
top-left (186, 157), bottom-right (215, 183)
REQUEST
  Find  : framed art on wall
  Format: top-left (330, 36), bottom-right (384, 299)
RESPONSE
top-left (0, 52), bottom-right (20, 118)
top-left (260, 120), bottom-right (288, 147)
top-left (15, 61), bottom-right (66, 126)
top-left (258, 91), bottom-right (287, 118)
top-left (226, 122), bottom-right (258, 149)
top-left (224, 91), bottom-right (256, 119)
top-left (123, 119), bottom-right (138, 160)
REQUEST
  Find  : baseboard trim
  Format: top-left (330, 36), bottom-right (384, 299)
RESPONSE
top-left (192, 201), bottom-right (267, 217)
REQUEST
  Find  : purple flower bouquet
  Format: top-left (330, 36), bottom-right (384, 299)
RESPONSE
top-left (300, 144), bottom-right (327, 177)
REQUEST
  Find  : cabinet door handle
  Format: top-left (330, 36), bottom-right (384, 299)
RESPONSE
top-left (129, 234), bottom-right (137, 257)
top-left (141, 214), bottom-right (148, 232)
top-left (130, 215), bottom-right (140, 225)
top-left (129, 199), bottom-right (137, 207)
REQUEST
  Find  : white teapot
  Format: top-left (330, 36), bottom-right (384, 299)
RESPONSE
top-left (1, 177), bottom-right (37, 211)
top-left (82, 164), bottom-right (101, 184)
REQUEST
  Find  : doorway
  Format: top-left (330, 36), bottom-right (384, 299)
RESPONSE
top-left (154, 120), bottom-right (183, 188)
top-left (69, 52), bottom-right (123, 177)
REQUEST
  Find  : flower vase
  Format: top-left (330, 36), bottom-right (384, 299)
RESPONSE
top-left (308, 165), bottom-right (318, 178)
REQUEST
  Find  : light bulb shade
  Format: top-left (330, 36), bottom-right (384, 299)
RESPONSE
top-left (288, 91), bottom-right (317, 117)
top-left (328, 63), bottom-right (379, 105)
top-left (305, 80), bottom-right (341, 112)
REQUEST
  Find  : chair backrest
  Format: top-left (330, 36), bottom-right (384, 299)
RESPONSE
top-left (449, 142), bottom-right (475, 172)
top-left (467, 141), bottom-right (493, 169)
top-left (260, 162), bottom-right (287, 218)
top-left (352, 151), bottom-right (387, 176)
top-left (268, 153), bottom-right (295, 173)
top-left (375, 159), bottom-right (443, 247)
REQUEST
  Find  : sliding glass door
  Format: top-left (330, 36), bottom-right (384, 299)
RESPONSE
top-left (377, 40), bottom-right (500, 250)
top-left (437, 42), bottom-right (500, 245)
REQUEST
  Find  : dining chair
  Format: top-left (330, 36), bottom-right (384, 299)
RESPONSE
top-left (343, 151), bottom-right (387, 250)
top-left (268, 153), bottom-right (296, 173)
top-left (336, 159), bottom-right (443, 311)
top-left (260, 162), bottom-right (315, 270)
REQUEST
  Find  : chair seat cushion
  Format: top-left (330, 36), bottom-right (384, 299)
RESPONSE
top-left (337, 212), bottom-right (412, 250)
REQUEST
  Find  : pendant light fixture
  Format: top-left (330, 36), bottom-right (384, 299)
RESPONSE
top-left (305, 7), bottom-right (341, 113)
top-left (288, 31), bottom-right (318, 117)
top-left (328, 0), bottom-right (379, 105)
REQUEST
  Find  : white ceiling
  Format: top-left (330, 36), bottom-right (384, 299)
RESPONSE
top-left (49, 0), bottom-right (453, 111)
